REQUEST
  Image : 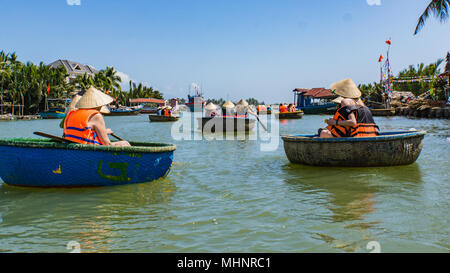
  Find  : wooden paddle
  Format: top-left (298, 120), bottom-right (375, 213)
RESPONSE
top-left (34, 131), bottom-right (76, 144)
top-left (110, 133), bottom-right (124, 141)
top-left (248, 110), bottom-right (267, 131)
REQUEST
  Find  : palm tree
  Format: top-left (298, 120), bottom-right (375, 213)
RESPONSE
top-left (414, 0), bottom-right (450, 35)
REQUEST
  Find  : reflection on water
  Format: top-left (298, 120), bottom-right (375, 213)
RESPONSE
top-left (0, 178), bottom-right (175, 252)
top-left (282, 163), bottom-right (424, 252)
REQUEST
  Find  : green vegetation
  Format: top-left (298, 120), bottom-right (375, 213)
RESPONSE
top-left (0, 50), bottom-right (163, 115)
top-left (414, 0), bottom-right (449, 35)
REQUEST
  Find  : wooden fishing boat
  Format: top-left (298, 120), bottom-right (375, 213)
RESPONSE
top-left (197, 117), bottom-right (256, 132)
top-left (257, 110), bottom-right (272, 115)
top-left (282, 131), bottom-right (426, 167)
top-left (39, 109), bottom-right (66, 119)
top-left (277, 111), bottom-right (304, 119)
top-left (0, 138), bottom-right (176, 187)
top-left (105, 104), bottom-right (144, 116)
top-left (149, 115), bottom-right (179, 122)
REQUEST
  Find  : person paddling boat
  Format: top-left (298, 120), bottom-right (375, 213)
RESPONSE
top-left (63, 86), bottom-right (130, 146)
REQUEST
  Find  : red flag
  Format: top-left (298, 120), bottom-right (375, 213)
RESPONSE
top-left (378, 55), bottom-right (384, 62)
top-left (385, 39), bottom-right (391, 45)
top-left (47, 84), bottom-right (50, 94)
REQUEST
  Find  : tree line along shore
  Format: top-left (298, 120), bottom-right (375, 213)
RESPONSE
top-left (0, 50), bottom-right (164, 119)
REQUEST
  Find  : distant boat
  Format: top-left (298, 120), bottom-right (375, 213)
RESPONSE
top-left (293, 88), bottom-right (337, 114)
top-left (186, 85), bottom-right (205, 112)
top-left (105, 104), bottom-right (144, 116)
top-left (197, 117), bottom-right (256, 132)
top-left (39, 109), bottom-right (66, 119)
top-left (39, 98), bottom-right (71, 119)
top-left (277, 111), bottom-right (304, 119)
top-left (149, 115), bottom-right (179, 122)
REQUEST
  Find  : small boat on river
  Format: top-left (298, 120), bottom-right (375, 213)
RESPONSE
top-left (0, 138), bottom-right (176, 187)
top-left (277, 111), bottom-right (304, 119)
top-left (282, 131), bottom-right (425, 167)
top-left (149, 115), bottom-right (179, 122)
top-left (197, 117), bottom-right (256, 132)
top-left (105, 104), bottom-right (144, 116)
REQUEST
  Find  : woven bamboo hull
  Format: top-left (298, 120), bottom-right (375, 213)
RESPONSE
top-left (277, 111), bottom-right (304, 119)
top-left (149, 115), bottom-right (179, 122)
top-left (282, 131), bottom-right (425, 167)
top-left (197, 117), bottom-right (256, 132)
top-left (0, 139), bottom-right (176, 187)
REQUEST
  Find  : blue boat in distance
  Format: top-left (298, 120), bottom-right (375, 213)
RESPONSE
top-left (186, 85), bottom-right (205, 112)
top-left (293, 88), bottom-right (337, 114)
top-left (39, 98), bottom-right (71, 119)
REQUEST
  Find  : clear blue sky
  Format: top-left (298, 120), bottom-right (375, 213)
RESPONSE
top-left (1, 0), bottom-right (449, 103)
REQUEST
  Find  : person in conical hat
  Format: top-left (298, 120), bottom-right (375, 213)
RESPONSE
top-left (64, 86), bottom-right (130, 146)
top-left (235, 99), bottom-right (250, 118)
top-left (318, 79), bottom-right (378, 138)
top-left (236, 99), bottom-right (249, 107)
top-left (205, 102), bottom-right (219, 117)
top-left (221, 100), bottom-right (235, 117)
top-left (330, 78), bottom-right (362, 99)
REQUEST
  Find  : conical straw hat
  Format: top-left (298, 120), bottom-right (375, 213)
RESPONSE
top-left (330, 78), bottom-right (361, 99)
top-left (332, 96), bottom-right (344, 104)
top-left (222, 100), bottom-right (235, 109)
top-left (205, 102), bottom-right (217, 111)
top-left (75, 86), bottom-right (114, 110)
top-left (236, 99), bottom-right (248, 106)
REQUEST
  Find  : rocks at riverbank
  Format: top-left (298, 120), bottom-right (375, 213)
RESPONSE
top-left (390, 97), bottom-right (450, 118)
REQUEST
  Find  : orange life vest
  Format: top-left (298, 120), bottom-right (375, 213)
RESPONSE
top-left (327, 106), bottom-right (379, 138)
top-left (64, 109), bottom-right (105, 145)
top-left (280, 105), bottom-right (288, 113)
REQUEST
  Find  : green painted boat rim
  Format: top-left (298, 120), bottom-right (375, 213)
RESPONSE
top-left (282, 130), bottom-right (426, 143)
top-left (0, 138), bottom-right (176, 153)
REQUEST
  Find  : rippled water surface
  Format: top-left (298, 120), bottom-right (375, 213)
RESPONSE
top-left (0, 114), bottom-right (448, 252)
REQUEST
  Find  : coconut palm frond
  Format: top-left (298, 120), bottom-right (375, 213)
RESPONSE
top-left (414, 0), bottom-right (450, 35)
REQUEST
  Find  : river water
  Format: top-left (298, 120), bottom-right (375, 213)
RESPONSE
top-left (0, 113), bottom-right (448, 253)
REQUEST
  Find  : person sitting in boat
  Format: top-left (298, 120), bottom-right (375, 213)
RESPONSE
top-left (222, 101), bottom-right (235, 117)
top-left (288, 103), bottom-right (296, 112)
top-left (63, 86), bottom-right (131, 146)
top-left (162, 106), bottom-right (172, 117)
top-left (156, 107), bottom-right (163, 116)
top-left (257, 104), bottom-right (267, 114)
top-left (235, 99), bottom-right (249, 118)
top-left (205, 102), bottom-right (219, 117)
top-left (319, 78), bottom-right (378, 138)
top-left (279, 103), bottom-right (288, 113)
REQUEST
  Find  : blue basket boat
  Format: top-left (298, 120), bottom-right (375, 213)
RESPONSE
top-left (282, 131), bottom-right (426, 167)
top-left (0, 138), bottom-right (176, 187)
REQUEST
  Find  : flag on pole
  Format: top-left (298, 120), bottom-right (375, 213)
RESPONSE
top-left (378, 55), bottom-right (384, 62)
top-left (385, 39), bottom-right (391, 45)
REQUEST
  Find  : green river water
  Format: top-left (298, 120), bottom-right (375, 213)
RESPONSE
top-left (0, 113), bottom-right (448, 252)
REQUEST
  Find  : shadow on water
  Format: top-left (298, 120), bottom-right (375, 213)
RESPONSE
top-left (281, 162), bottom-right (424, 252)
top-left (0, 178), bottom-right (176, 252)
